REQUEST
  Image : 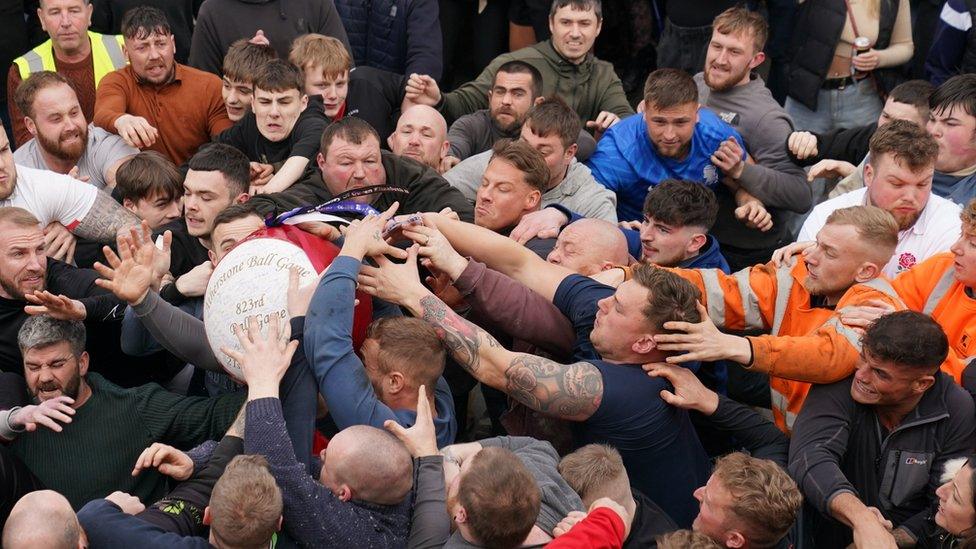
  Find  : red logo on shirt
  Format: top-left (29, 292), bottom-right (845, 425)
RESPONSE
top-left (897, 252), bottom-right (917, 271)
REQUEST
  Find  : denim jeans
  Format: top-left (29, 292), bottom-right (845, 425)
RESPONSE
top-left (785, 78), bottom-right (883, 133)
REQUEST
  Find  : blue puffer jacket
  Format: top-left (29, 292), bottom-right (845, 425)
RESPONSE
top-left (335, 0), bottom-right (442, 81)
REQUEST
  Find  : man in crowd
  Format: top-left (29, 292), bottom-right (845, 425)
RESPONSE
top-left (404, 0), bottom-right (632, 130)
top-left (891, 198), bottom-right (976, 387)
top-left (216, 59), bottom-right (327, 194)
top-left (387, 105), bottom-right (451, 174)
top-left (789, 311), bottom-right (975, 547)
top-left (0, 315), bottom-right (243, 509)
top-left (637, 180), bottom-right (729, 271)
top-left (0, 207), bottom-right (126, 373)
top-left (926, 0), bottom-right (976, 85)
top-left (695, 8), bottom-right (812, 270)
top-left (219, 39), bottom-right (277, 123)
top-left (13, 70), bottom-right (135, 189)
top-left (798, 120), bottom-right (960, 277)
top-left (248, 117), bottom-right (473, 221)
top-left (927, 74), bottom-right (976, 205)
top-left (445, 60), bottom-right (595, 166)
top-left (473, 139), bottom-right (548, 239)
top-left (305, 203), bottom-right (457, 446)
top-left (115, 152), bottom-right (182, 231)
top-left (0, 124), bottom-right (140, 256)
top-left (289, 34), bottom-right (407, 143)
top-left (358, 213), bottom-right (711, 527)
top-left (94, 7), bottom-right (231, 165)
top-left (637, 206), bottom-right (905, 432)
top-left (7, 0), bottom-right (126, 146)
top-left (586, 68), bottom-right (744, 222)
top-left (446, 97), bottom-right (617, 222)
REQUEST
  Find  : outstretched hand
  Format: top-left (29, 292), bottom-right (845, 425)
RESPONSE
top-left (652, 302), bottom-right (752, 365)
top-left (132, 442), bottom-right (193, 481)
top-left (23, 291), bottom-right (86, 320)
top-left (384, 385), bottom-right (438, 457)
top-left (341, 202), bottom-right (409, 261)
top-left (222, 315), bottom-right (299, 398)
top-left (643, 362), bottom-right (719, 415)
top-left (93, 229), bottom-right (157, 305)
top-left (357, 245), bottom-right (427, 307)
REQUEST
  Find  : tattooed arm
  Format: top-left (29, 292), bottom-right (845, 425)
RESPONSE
top-left (411, 293), bottom-right (604, 421)
top-left (71, 191), bottom-right (140, 242)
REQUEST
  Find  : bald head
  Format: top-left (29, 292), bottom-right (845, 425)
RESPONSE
top-left (324, 425), bottom-right (413, 505)
top-left (3, 491), bottom-right (83, 549)
top-left (547, 219), bottom-right (630, 276)
top-left (388, 105), bottom-right (450, 170)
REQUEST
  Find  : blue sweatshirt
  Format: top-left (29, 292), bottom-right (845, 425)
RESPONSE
top-left (586, 109), bottom-right (744, 221)
top-left (925, 0), bottom-right (972, 85)
top-left (305, 255), bottom-right (457, 447)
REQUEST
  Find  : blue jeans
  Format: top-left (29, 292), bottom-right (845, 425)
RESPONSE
top-left (785, 78), bottom-right (883, 133)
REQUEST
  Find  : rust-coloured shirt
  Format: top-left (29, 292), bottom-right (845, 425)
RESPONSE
top-left (93, 63), bottom-right (231, 165)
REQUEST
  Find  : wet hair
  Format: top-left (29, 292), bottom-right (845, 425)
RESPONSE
top-left (120, 6), bottom-right (172, 40)
top-left (861, 310), bottom-right (949, 373)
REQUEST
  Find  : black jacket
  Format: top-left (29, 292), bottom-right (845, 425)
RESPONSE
top-left (188, 0), bottom-right (350, 75)
top-left (344, 66), bottom-right (407, 143)
top-left (788, 122), bottom-right (877, 167)
top-left (789, 373), bottom-right (976, 545)
top-left (249, 150), bottom-right (474, 222)
top-left (787, 0), bottom-right (903, 110)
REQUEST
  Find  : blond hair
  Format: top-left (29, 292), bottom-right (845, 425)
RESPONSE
top-left (824, 205), bottom-right (899, 255)
top-left (962, 199), bottom-right (976, 234)
top-left (558, 444), bottom-right (631, 506)
top-left (711, 453), bottom-right (802, 548)
top-left (712, 7), bottom-right (768, 52)
top-left (657, 530), bottom-right (722, 549)
top-left (289, 34), bottom-right (352, 80)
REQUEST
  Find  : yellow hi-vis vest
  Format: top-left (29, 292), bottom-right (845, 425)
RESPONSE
top-left (13, 31), bottom-right (126, 84)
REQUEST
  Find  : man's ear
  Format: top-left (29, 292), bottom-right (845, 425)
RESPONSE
top-left (565, 143), bottom-right (578, 161)
top-left (338, 484), bottom-right (353, 502)
top-left (208, 249), bottom-right (217, 265)
top-left (726, 530), bottom-right (747, 548)
top-left (203, 506), bottom-right (212, 525)
top-left (440, 139), bottom-right (450, 159)
top-left (316, 151), bottom-right (327, 172)
top-left (687, 233), bottom-right (707, 256)
top-left (78, 351), bottom-right (90, 377)
top-left (455, 505), bottom-right (469, 525)
top-left (234, 192), bottom-right (249, 204)
top-left (388, 371), bottom-right (405, 394)
top-left (632, 334), bottom-right (656, 355)
top-left (534, 96), bottom-right (545, 106)
top-left (526, 190), bottom-right (542, 212)
top-left (749, 51), bottom-right (766, 71)
top-left (300, 94), bottom-right (309, 112)
top-left (387, 133), bottom-right (395, 150)
top-left (914, 374), bottom-right (936, 395)
top-left (24, 117), bottom-right (37, 137)
top-left (864, 162), bottom-right (875, 187)
top-left (275, 515), bottom-right (283, 531)
top-left (122, 197), bottom-right (137, 213)
top-left (854, 262), bottom-right (881, 283)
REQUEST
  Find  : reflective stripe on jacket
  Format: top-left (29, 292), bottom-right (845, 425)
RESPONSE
top-left (673, 261), bottom-right (905, 433)
top-left (13, 31), bottom-right (126, 84)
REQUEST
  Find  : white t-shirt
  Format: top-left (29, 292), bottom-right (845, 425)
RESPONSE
top-left (798, 187), bottom-right (961, 277)
top-left (2, 165), bottom-right (98, 229)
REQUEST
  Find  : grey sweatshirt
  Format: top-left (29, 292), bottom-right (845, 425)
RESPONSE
top-left (444, 151), bottom-right (618, 222)
top-left (695, 73), bottom-right (812, 250)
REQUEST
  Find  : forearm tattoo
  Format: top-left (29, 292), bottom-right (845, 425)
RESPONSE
top-left (72, 191), bottom-right (140, 242)
top-left (418, 295), bottom-right (603, 420)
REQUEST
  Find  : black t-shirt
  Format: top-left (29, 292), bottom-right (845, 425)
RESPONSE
top-left (344, 66), bottom-right (408, 144)
top-left (553, 274), bottom-right (711, 528)
top-left (217, 94), bottom-right (328, 165)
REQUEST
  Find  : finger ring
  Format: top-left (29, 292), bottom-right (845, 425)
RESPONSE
top-left (425, 236), bottom-right (430, 245)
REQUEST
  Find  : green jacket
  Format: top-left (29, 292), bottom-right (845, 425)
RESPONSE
top-left (440, 40), bottom-right (634, 125)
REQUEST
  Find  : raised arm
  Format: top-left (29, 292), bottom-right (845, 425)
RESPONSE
top-left (422, 214), bottom-right (573, 301)
top-left (358, 249), bottom-right (603, 422)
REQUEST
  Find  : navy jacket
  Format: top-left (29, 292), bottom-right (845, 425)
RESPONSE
top-left (335, 0), bottom-right (442, 81)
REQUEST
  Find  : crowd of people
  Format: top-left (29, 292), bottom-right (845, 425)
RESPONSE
top-left (1, 0), bottom-right (976, 547)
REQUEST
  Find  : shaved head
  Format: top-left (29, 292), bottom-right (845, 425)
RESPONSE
top-left (547, 218), bottom-right (630, 275)
top-left (3, 491), bottom-right (83, 549)
top-left (323, 425), bottom-right (413, 505)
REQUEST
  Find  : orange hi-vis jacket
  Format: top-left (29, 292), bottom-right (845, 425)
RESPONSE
top-left (670, 261), bottom-right (904, 433)
top-left (892, 252), bottom-right (973, 382)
